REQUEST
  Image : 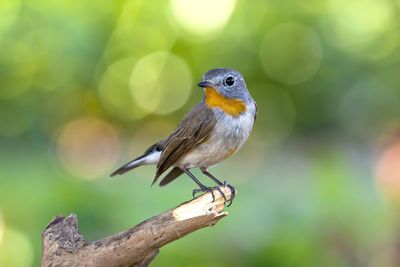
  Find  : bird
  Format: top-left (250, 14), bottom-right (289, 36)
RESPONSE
top-left (111, 68), bottom-right (257, 206)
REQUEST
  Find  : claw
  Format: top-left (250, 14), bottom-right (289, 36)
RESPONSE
top-left (192, 189), bottom-right (197, 199)
top-left (192, 186), bottom-right (215, 201)
top-left (225, 184), bottom-right (236, 207)
top-left (213, 186), bottom-right (227, 203)
top-left (192, 183), bottom-right (235, 206)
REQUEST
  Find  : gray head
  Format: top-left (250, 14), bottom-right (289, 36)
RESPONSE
top-left (197, 68), bottom-right (252, 102)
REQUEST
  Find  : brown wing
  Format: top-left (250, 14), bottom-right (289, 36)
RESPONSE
top-left (152, 103), bottom-right (216, 184)
top-left (159, 167), bottom-right (184, 186)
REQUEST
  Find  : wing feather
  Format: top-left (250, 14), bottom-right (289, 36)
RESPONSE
top-left (153, 103), bottom-right (216, 184)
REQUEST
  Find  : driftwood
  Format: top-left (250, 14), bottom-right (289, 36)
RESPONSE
top-left (41, 186), bottom-right (232, 267)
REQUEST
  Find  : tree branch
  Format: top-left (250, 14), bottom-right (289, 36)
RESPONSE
top-left (41, 186), bottom-right (232, 267)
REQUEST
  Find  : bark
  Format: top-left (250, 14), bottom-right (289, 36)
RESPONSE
top-left (41, 186), bottom-right (232, 267)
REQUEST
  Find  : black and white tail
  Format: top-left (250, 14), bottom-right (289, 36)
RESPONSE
top-left (110, 142), bottom-right (163, 177)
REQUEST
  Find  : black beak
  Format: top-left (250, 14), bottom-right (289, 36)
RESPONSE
top-left (197, 81), bottom-right (213, 88)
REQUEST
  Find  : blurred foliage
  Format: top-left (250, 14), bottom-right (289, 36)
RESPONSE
top-left (1, 0), bottom-right (400, 266)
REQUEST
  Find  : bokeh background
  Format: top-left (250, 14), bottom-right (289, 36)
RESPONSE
top-left (1, 0), bottom-right (400, 266)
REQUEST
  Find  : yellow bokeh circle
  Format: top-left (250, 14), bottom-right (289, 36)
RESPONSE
top-left (56, 117), bottom-right (120, 180)
top-left (260, 22), bottom-right (323, 85)
top-left (129, 51), bottom-right (192, 115)
top-left (169, 0), bottom-right (236, 36)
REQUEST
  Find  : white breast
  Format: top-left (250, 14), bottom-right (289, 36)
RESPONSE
top-left (178, 102), bottom-right (256, 169)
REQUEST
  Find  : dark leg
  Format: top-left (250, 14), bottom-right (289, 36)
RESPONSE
top-left (180, 167), bottom-right (215, 201)
top-left (201, 169), bottom-right (236, 207)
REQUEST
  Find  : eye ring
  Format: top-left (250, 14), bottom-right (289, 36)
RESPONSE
top-left (224, 76), bottom-right (235, 86)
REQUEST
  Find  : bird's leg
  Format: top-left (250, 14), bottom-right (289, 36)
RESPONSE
top-left (181, 167), bottom-right (215, 201)
top-left (200, 170), bottom-right (227, 203)
top-left (201, 169), bottom-right (236, 207)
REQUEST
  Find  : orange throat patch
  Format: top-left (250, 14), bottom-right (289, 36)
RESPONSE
top-left (204, 87), bottom-right (246, 117)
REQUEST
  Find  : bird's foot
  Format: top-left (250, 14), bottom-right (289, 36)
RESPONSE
top-left (212, 185), bottom-right (227, 203)
top-left (226, 185), bottom-right (236, 207)
top-left (192, 183), bottom-right (236, 206)
top-left (192, 185), bottom-right (228, 203)
top-left (222, 181), bottom-right (236, 207)
top-left (192, 186), bottom-right (216, 201)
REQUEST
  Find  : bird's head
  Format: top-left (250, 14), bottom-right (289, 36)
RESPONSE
top-left (197, 68), bottom-right (251, 116)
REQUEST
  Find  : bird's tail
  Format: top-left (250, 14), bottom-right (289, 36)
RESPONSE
top-left (110, 142), bottom-right (163, 177)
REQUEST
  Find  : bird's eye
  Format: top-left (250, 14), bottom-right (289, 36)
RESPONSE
top-left (225, 76), bottom-right (235, 86)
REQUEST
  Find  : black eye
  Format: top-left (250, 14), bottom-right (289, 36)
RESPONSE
top-left (225, 76), bottom-right (235, 86)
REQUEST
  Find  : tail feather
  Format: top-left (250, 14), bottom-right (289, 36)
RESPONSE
top-left (110, 141), bottom-right (163, 177)
top-left (158, 167), bottom-right (184, 186)
top-left (110, 136), bottom-right (185, 187)
top-left (110, 155), bottom-right (147, 177)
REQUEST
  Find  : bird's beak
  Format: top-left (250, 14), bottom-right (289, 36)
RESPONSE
top-left (197, 81), bottom-right (214, 88)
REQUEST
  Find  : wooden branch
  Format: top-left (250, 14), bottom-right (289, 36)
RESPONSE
top-left (41, 186), bottom-right (232, 267)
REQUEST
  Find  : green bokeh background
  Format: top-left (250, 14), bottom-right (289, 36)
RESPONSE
top-left (1, 0), bottom-right (400, 266)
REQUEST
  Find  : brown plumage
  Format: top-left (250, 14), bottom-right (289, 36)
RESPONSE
top-left (111, 68), bottom-right (257, 206)
top-left (159, 167), bottom-right (183, 186)
top-left (153, 103), bottom-right (217, 185)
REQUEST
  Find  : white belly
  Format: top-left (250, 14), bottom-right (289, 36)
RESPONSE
top-left (177, 106), bottom-right (255, 169)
